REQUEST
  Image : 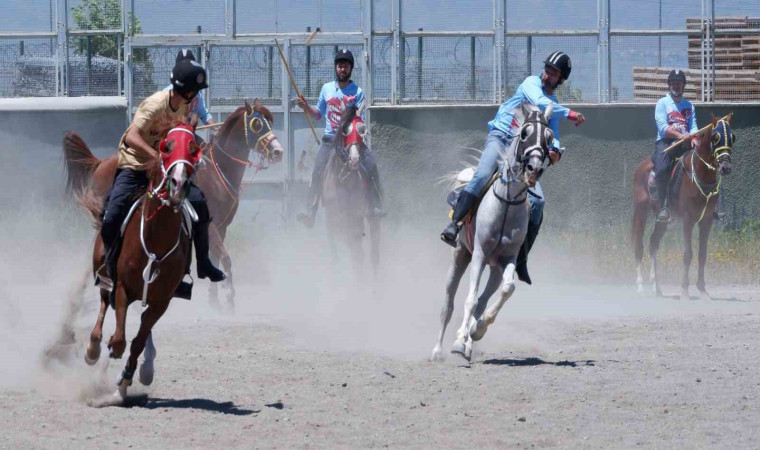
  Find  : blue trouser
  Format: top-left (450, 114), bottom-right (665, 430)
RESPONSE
top-left (463, 129), bottom-right (545, 225)
top-left (652, 139), bottom-right (688, 205)
top-left (307, 136), bottom-right (382, 208)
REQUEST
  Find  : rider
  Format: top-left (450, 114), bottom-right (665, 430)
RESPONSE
top-left (101, 51), bottom-right (225, 303)
top-left (652, 69), bottom-right (698, 222)
top-left (295, 48), bottom-right (385, 228)
top-left (440, 51), bottom-right (586, 284)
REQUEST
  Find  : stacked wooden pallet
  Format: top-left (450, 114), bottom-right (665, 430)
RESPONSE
top-left (633, 17), bottom-right (760, 101)
top-left (633, 66), bottom-right (760, 101)
top-left (686, 17), bottom-right (760, 71)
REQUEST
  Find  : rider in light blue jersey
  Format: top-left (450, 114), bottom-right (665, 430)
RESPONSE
top-left (440, 51), bottom-right (586, 284)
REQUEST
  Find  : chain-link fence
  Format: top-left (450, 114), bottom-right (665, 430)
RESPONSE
top-left (1, 0), bottom-right (758, 104)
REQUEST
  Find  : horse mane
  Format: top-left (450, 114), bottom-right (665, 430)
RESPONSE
top-left (339, 104), bottom-right (358, 134)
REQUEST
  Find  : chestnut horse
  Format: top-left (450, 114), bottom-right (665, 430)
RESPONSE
top-left (631, 114), bottom-right (734, 300)
top-left (322, 104), bottom-right (380, 275)
top-left (80, 118), bottom-right (203, 399)
top-left (63, 99), bottom-right (283, 311)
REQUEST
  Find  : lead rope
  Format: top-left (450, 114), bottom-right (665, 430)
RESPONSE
top-left (687, 147), bottom-right (722, 224)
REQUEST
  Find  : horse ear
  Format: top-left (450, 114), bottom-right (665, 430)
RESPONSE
top-left (726, 111), bottom-right (733, 125)
top-left (710, 114), bottom-right (718, 127)
top-left (254, 98), bottom-right (261, 109)
top-left (244, 99), bottom-right (252, 114)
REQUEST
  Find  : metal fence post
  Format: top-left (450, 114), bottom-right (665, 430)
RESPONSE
top-left (362, 0), bottom-right (372, 147)
top-left (391, 0), bottom-right (401, 104)
top-left (709, 0), bottom-right (715, 102)
top-left (225, 0), bottom-right (236, 39)
top-left (56, 0), bottom-right (68, 96)
top-left (417, 30), bottom-right (422, 100)
top-left (598, 0), bottom-right (611, 102)
top-left (494, 0), bottom-right (505, 103)
top-left (123, 0), bottom-right (133, 124)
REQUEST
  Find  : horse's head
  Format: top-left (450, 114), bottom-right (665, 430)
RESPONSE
top-left (709, 113), bottom-right (735, 175)
top-left (156, 115), bottom-right (203, 207)
top-left (337, 103), bottom-right (366, 171)
top-left (510, 102), bottom-right (552, 186)
top-left (242, 99), bottom-right (284, 164)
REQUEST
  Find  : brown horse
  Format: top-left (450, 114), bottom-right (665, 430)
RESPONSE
top-left (632, 114), bottom-right (734, 300)
top-left (63, 99), bottom-right (283, 311)
top-left (79, 118), bottom-right (203, 399)
top-left (322, 104), bottom-right (380, 274)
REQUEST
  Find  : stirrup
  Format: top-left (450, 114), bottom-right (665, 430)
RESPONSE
top-left (656, 207), bottom-right (671, 223)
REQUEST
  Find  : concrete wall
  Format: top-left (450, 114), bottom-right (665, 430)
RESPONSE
top-left (0, 97), bottom-right (128, 208)
top-left (370, 103), bottom-right (760, 231)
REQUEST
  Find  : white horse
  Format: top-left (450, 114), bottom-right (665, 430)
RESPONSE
top-left (432, 102), bottom-right (554, 362)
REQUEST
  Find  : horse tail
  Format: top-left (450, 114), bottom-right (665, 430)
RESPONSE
top-left (63, 131), bottom-right (101, 196)
top-left (76, 188), bottom-right (104, 230)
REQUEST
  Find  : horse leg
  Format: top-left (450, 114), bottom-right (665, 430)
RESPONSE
top-left (117, 301), bottom-right (169, 398)
top-left (107, 283), bottom-right (128, 359)
top-left (452, 252), bottom-right (486, 361)
top-left (697, 218), bottom-right (714, 300)
top-left (138, 333), bottom-right (156, 386)
top-left (369, 216), bottom-right (381, 277)
top-left (471, 262), bottom-right (516, 341)
top-left (632, 202), bottom-right (648, 293)
top-left (208, 223), bottom-right (234, 312)
top-left (681, 217), bottom-right (694, 301)
top-left (431, 244), bottom-right (471, 361)
top-left (648, 221), bottom-right (668, 297)
top-left (85, 288), bottom-right (109, 365)
top-left (470, 264), bottom-right (505, 342)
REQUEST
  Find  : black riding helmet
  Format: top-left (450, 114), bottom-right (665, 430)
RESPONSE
top-left (335, 49), bottom-right (354, 69)
top-left (668, 69), bottom-right (687, 84)
top-left (544, 51), bottom-right (572, 81)
top-left (171, 49), bottom-right (208, 94)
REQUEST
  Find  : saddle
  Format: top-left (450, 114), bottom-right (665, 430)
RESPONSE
top-left (94, 196), bottom-right (196, 293)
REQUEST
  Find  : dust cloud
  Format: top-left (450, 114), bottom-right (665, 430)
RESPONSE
top-left (0, 111), bottom-right (754, 399)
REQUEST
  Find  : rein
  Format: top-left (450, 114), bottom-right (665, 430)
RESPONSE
top-left (682, 122), bottom-right (728, 223)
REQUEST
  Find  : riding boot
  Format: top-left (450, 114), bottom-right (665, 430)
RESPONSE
top-left (515, 216), bottom-right (542, 285)
top-left (367, 172), bottom-right (387, 218)
top-left (440, 191), bottom-right (479, 247)
top-left (296, 182), bottom-right (322, 229)
top-left (102, 230), bottom-right (121, 309)
top-left (656, 175), bottom-right (671, 222)
top-left (194, 221), bottom-right (226, 282)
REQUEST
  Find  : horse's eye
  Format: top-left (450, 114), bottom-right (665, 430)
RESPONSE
top-left (189, 141), bottom-right (199, 156)
top-left (355, 122), bottom-right (367, 137)
top-left (712, 132), bottom-right (721, 146)
top-left (162, 139), bottom-right (175, 154)
top-left (520, 124), bottom-right (534, 141)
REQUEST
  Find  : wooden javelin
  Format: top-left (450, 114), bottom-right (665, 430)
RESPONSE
top-left (197, 122), bottom-right (224, 131)
top-left (663, 113), bottom-right (730, 153)
top-left (274, 38), bottom-right (321, 146)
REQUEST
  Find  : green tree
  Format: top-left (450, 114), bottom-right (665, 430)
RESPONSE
top-left (555, 80), bottom-right (584, 103)
top-left (70, 0), bottom-right (143, 60)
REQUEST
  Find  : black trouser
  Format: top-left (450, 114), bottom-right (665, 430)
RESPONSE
top-left (306, 136), bottom-right (383, 210)
top-left (652, 139), bottom-right (687, 206)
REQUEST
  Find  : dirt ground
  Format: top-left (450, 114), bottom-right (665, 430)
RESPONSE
top-left (2, 273), bottom-right (760, 449)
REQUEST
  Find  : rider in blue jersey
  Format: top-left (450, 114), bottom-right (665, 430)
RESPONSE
top-left (296, 49), bottom-right (385, 228)
top-left (440, 51), bottom-right (586, 284)
top-left (652, 69), bottom-right (699, 222)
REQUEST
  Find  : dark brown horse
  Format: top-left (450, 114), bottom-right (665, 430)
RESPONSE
top-left (63, 99), bottom-right (282, 311)
top-left (632, 114), bottom-right (734, 300)
top-left (322, 104), bottom-right (380, 274)
top-left (79, 118), bottom-right (203, 399)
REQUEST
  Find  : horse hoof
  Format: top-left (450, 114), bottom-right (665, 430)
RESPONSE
top-left (469, 319), bottom-right (488, 342)
top-left (431, 346), bottom-right (445, 362)
top-left (700, 292), bottom-right (712, 301)
top-left (138, 361), bottom-right (154, 386)
top-left (450, 340), bottom-right (467, 359)
top-left (464, 342), bottom-right (473, 361)
top-left (116, 379), bottom-right (130, 399)
top-left (84, 344), bottom-right (101, 366)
